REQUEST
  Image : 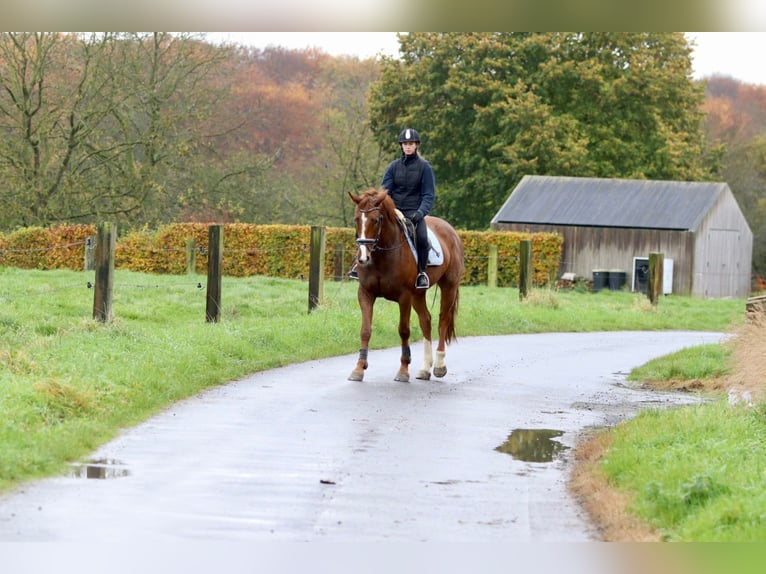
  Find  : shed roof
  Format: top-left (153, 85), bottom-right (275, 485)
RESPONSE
top-left (491, 175), bottom-right (728, 231)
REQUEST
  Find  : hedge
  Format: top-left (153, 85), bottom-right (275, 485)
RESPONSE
top-left (0, 224), bottom-right (563, 287)
top-left (0, 225), bottom-right (97, 270)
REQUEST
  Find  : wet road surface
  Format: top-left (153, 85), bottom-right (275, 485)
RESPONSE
top-left (0, 331), bottom-right (725, 542)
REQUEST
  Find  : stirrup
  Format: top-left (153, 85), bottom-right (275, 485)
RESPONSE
top-left (348, 265), bottom-right (358, 280)
top-left (416, 272), bottom-right (429, 289)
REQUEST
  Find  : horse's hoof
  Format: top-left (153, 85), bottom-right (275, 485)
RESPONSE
top-left (433, 366), bottom-right (447, 378)
top-left (348, 370), bottom-right (364, 382)
top-left (394, 372), bottom-right (410, 383)
top-left (416, 370), bottom-right (431, 380)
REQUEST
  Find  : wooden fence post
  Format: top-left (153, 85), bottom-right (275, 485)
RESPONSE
top-left (519, 239), bottom-right (533, 301)
top-left (333, 242), bottom-right (345, 281)
top-left (487, 245), bottom-right (498, 288)
top-left (92, 223), bottom-right (116, 322)
top-left (308, 226), bottom-right (326, 312)
top-left (206, 225), bottom-right (223, 323)
top-left (84, 235), bottom-right (96, 271)
top-left (186, 238), bottom-right (196, 275)
top-left (648, 252), bottom-right (664, 306)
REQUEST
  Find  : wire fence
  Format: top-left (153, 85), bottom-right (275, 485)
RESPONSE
top-left (0, 237), bottom-right (549, 282)
top-left (0, 224), bottom-right (576, 326)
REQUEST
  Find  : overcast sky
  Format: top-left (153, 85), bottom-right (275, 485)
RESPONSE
top-left (686, 32), bottom-right (766, 85)
top-left (208, 32), bottom-right (766, 87)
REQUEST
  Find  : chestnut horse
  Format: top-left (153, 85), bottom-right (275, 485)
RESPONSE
top-left (348, 188), bottom-right (464, 382)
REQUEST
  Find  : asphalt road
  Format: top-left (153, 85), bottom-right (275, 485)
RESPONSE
top-left (0, 331), bottom-right (725, 542)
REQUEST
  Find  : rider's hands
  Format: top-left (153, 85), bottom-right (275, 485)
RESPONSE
top-left (410, 211), bottom-right (424, 224)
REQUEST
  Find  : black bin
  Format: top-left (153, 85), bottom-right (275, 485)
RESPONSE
top-left (608, 270), bottom-right (626, 291)
top-left (592, 270), bottom-right (608, 292)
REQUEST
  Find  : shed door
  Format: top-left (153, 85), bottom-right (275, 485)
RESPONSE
top-left (704, 229), bottom-right (741, 298)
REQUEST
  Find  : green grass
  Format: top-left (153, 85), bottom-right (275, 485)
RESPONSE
top-left (601, 402), bottom-right (766, 541)
top-left (0, 267), bottom-right (745, 496)
top-left (627, 343), bottom-right (732, 383)
top-left (602, 329), bottom-right (766, 541)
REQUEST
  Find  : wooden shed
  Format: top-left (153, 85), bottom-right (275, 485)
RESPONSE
top-left (491, 175), bottom-right (753, 298)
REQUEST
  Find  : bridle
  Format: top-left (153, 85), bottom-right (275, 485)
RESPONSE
top-left (355, 205), bottom-right (402, 252)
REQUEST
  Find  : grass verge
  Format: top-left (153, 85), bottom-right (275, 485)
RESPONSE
top-left (570, 319), bottom-right (766, 541)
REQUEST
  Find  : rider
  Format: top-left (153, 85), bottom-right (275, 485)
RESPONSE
top-left (349, 128), bottom-right (435, 289)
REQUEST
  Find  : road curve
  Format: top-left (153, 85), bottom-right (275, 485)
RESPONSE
top-left (0, 331), bottom-right (725, 542)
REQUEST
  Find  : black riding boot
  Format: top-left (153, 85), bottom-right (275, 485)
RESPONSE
top-left (416, 243), bottom-right (429, 289)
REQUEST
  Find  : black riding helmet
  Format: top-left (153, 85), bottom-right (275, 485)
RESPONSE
top-left (398, 128), bottom-right (420, 143)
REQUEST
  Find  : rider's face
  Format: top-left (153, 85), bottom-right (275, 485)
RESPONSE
top-left (401, 141), bottom-right (418, 155)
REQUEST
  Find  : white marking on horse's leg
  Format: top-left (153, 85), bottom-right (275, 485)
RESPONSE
top-left (434, 350), bottom-right (446, 370)
top-left (416, 339), bottom-right (433, 380)
top-left (433, 350), bottom-right (447, 378)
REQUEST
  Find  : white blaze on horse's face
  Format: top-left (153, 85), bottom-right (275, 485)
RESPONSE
top-left (358, 211), bottom-right (372, 263)
top-left (356, 207), bottom-right (380, 265)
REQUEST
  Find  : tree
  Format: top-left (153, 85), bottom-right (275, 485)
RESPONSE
top-left (0, 33), bottom-right (119, 227)
top-left (302, 56), bottom-right (387, 227)
top-left (722, 137), bottom-right (766, 281)
top-left (213, 46), bottom-right (326, 224)
top-left (704, 75), bottom-right (766, 146)
top-left (221, 48), bottom-right (386, 226)
top-left (369, 32), bottom-right (716, 229)
top-left (0, 32), bottom-right (269, 229)
top-left (103, 32), bottom-right (249, 225)
top-left (702, 75), bottom-right (766, 285)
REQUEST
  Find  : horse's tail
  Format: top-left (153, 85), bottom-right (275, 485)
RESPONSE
top-left (443, 285), bottom-right (459, 345)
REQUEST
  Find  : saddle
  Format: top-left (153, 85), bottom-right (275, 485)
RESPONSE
top-left (394, 209), bottom-right (444, 266)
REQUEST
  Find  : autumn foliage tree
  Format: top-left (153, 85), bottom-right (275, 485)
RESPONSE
top-left (176, 45), bottom-right (325, 224)
top-left (305, 56), bottom-right (387, 227)
top-left (210, 46), bottom-right (387, 227)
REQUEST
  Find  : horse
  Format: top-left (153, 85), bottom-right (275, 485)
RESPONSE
top-left (348, 188), bottom-right (464, 382)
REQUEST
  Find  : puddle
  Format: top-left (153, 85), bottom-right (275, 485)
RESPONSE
top-left (68, 458), bottom-right (130, 479)
top-left (494, 429), bottom-right (569, 462)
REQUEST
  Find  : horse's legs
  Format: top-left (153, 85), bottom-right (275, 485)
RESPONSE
top-left (412, 294), bottom-right (433, 380)
top-left (394, 298), bottom-right (413, 382)
top-left (349, 291), bottom-right (375, 381)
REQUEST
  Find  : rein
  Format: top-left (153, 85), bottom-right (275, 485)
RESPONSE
top-left (356, 205), bottom-right (403, 252)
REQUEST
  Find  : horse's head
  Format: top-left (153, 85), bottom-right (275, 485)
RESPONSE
top-left (349, 188), bottom-right (396, 265)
